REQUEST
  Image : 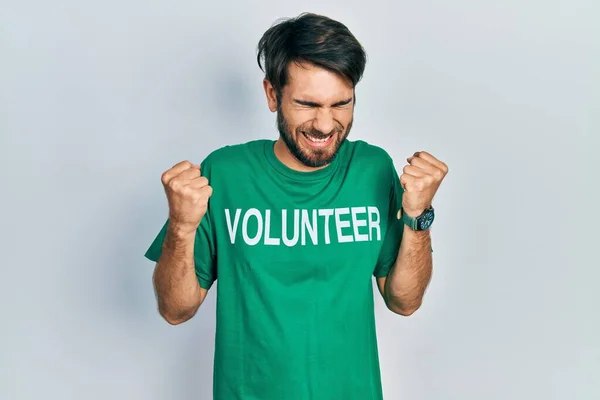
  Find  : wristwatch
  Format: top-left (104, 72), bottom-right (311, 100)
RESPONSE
top-left (397, 206), bottom-right (435, 231)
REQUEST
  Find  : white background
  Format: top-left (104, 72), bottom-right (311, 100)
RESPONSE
top-left (2, 1), bottom-right (598, 399)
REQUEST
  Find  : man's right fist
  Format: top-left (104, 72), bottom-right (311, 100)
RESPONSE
top-left (161, 160), bottom-right (213, 233)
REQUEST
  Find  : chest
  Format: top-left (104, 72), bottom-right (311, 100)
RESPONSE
top-left (208, 168), bottom-right (391, 276)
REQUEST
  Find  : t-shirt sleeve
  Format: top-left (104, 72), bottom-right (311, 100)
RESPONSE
top-left (373, 157), bottom-right (404, 278)
top-left (143, 160), bottom-right (217, 290)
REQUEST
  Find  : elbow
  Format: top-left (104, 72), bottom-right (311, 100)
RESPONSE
top-left (391, 305), bottom-right (420, 316)
top-left (158, 304), bottom-right (197, 325)
top-left (162, 312), bottom-right (192, 325)
top-left (386, 299), bottom-right (422, 317)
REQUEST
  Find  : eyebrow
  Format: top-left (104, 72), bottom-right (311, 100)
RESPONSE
top-left (293, 97), bottom-right (353, 108)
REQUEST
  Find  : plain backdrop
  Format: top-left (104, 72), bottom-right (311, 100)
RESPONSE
top-left (1, 1), bottom-right (599, 399)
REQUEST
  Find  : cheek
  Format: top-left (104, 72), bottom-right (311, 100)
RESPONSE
top-left (334, 110), bottom-right (353, 127)
top-left (289, 113), bottom-right (315, 133)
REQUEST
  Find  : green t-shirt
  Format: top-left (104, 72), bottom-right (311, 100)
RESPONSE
top-left (145, 139), bottom-right (404, 400)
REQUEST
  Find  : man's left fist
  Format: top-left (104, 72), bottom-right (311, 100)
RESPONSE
top-left (400, 151), bottom-right (448, 217)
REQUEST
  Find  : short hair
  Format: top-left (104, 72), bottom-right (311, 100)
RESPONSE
top-left (257, 12), bottom-right (367, 101)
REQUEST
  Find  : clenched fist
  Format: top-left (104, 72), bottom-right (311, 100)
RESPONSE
top-left (161, 160), bottom-right (213, 234)
top-left (400, 151), bottom-right (448, 217)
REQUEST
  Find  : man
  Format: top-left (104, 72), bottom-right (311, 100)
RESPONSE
top-left (145, 12), bottom-right (448, 400)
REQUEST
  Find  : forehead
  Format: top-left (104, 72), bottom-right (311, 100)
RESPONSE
top-left (285, 62), bottom-right (354, 101)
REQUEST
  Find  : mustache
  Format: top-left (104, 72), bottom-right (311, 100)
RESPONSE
top-left (297, 125), bottom-right (343, 139)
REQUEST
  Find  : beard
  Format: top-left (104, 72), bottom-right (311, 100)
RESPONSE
top-left (276, 107), bottom-right (352, 168)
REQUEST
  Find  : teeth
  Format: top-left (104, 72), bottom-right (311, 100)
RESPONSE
top-left (304, 133), bottom-right (331, 143)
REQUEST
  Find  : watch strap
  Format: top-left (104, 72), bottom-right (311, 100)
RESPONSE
top-left (398, 207), bottom-right (434, 231)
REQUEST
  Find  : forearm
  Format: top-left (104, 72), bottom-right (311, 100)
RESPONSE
top-left (153, 223), bottom-right (203, 324)
top-left (384, 226), bottom-right (433, 315)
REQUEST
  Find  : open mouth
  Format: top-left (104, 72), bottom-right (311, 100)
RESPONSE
top-left (301, 131), bottom-right (335, 148)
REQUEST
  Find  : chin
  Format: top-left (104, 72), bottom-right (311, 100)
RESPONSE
top-left (295, 133), bottom-right (344, 168)
top-left (276, 109), bottom-right (352, 169)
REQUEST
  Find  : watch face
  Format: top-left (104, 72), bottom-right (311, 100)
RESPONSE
top-left (418, 210), bottom-right (435, 230)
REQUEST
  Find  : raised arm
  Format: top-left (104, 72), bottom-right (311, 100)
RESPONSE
top-left (378, 151), bottom-right (448, 315)
top-left (152, 160), bottom-right (213, 325)
top-left (377, 227), bottom-right (432, 315)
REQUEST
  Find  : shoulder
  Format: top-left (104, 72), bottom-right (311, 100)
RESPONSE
top-left (346, 139), bottom-right (393, 161)
top-left (200, 139), bottom-right (268, 171)
top-left (345, 139), bottom-right (396, 172)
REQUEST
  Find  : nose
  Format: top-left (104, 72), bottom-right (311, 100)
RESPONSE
top-left (313, 108), bottom-right (336, 135)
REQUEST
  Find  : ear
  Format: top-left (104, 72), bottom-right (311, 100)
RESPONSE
top-left (263, 79), bottom-right (278, 112)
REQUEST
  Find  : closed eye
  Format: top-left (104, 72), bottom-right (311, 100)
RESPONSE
top-left (293, 97), bottom-right (353, 108)
top-left (331, 98), bottom-right (353, 108)
top-left (295, 100), bottom-right (320, 108)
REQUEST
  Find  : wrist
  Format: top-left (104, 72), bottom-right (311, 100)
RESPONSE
top-left (398, 205), bottom-right (435, 231)
top-left (403, 209), bottom-right (421, 218)
top-left (402, 207), bottom-right (425, 218)
top-left (167, 220), bottom-right (198, 237)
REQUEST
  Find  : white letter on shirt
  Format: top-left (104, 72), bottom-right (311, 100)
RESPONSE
top-left (264, 209), bottom-right (280, 245)
top-left (351, 206), bottom-right (369, 242)
top-left (301, 209), bottom-right (318, 246)
top-left (242, 208), bottom-right (263, 246)
top-left (282, 209), bottom-right (300, 247)
top-left (335, 207), bottom-right (354, 243)
top-left (318, 209), bottom-right (334, 244)
top-left (367, 206), bottom-right (381, 241)
top-left (225, 209), bottom-right (241, 244)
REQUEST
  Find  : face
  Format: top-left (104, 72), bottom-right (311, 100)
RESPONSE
top-left (264, 62), bottom-right (355, 169)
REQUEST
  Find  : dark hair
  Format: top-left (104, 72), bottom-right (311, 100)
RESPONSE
top-left (257, 13), bottom-right (367, 101)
